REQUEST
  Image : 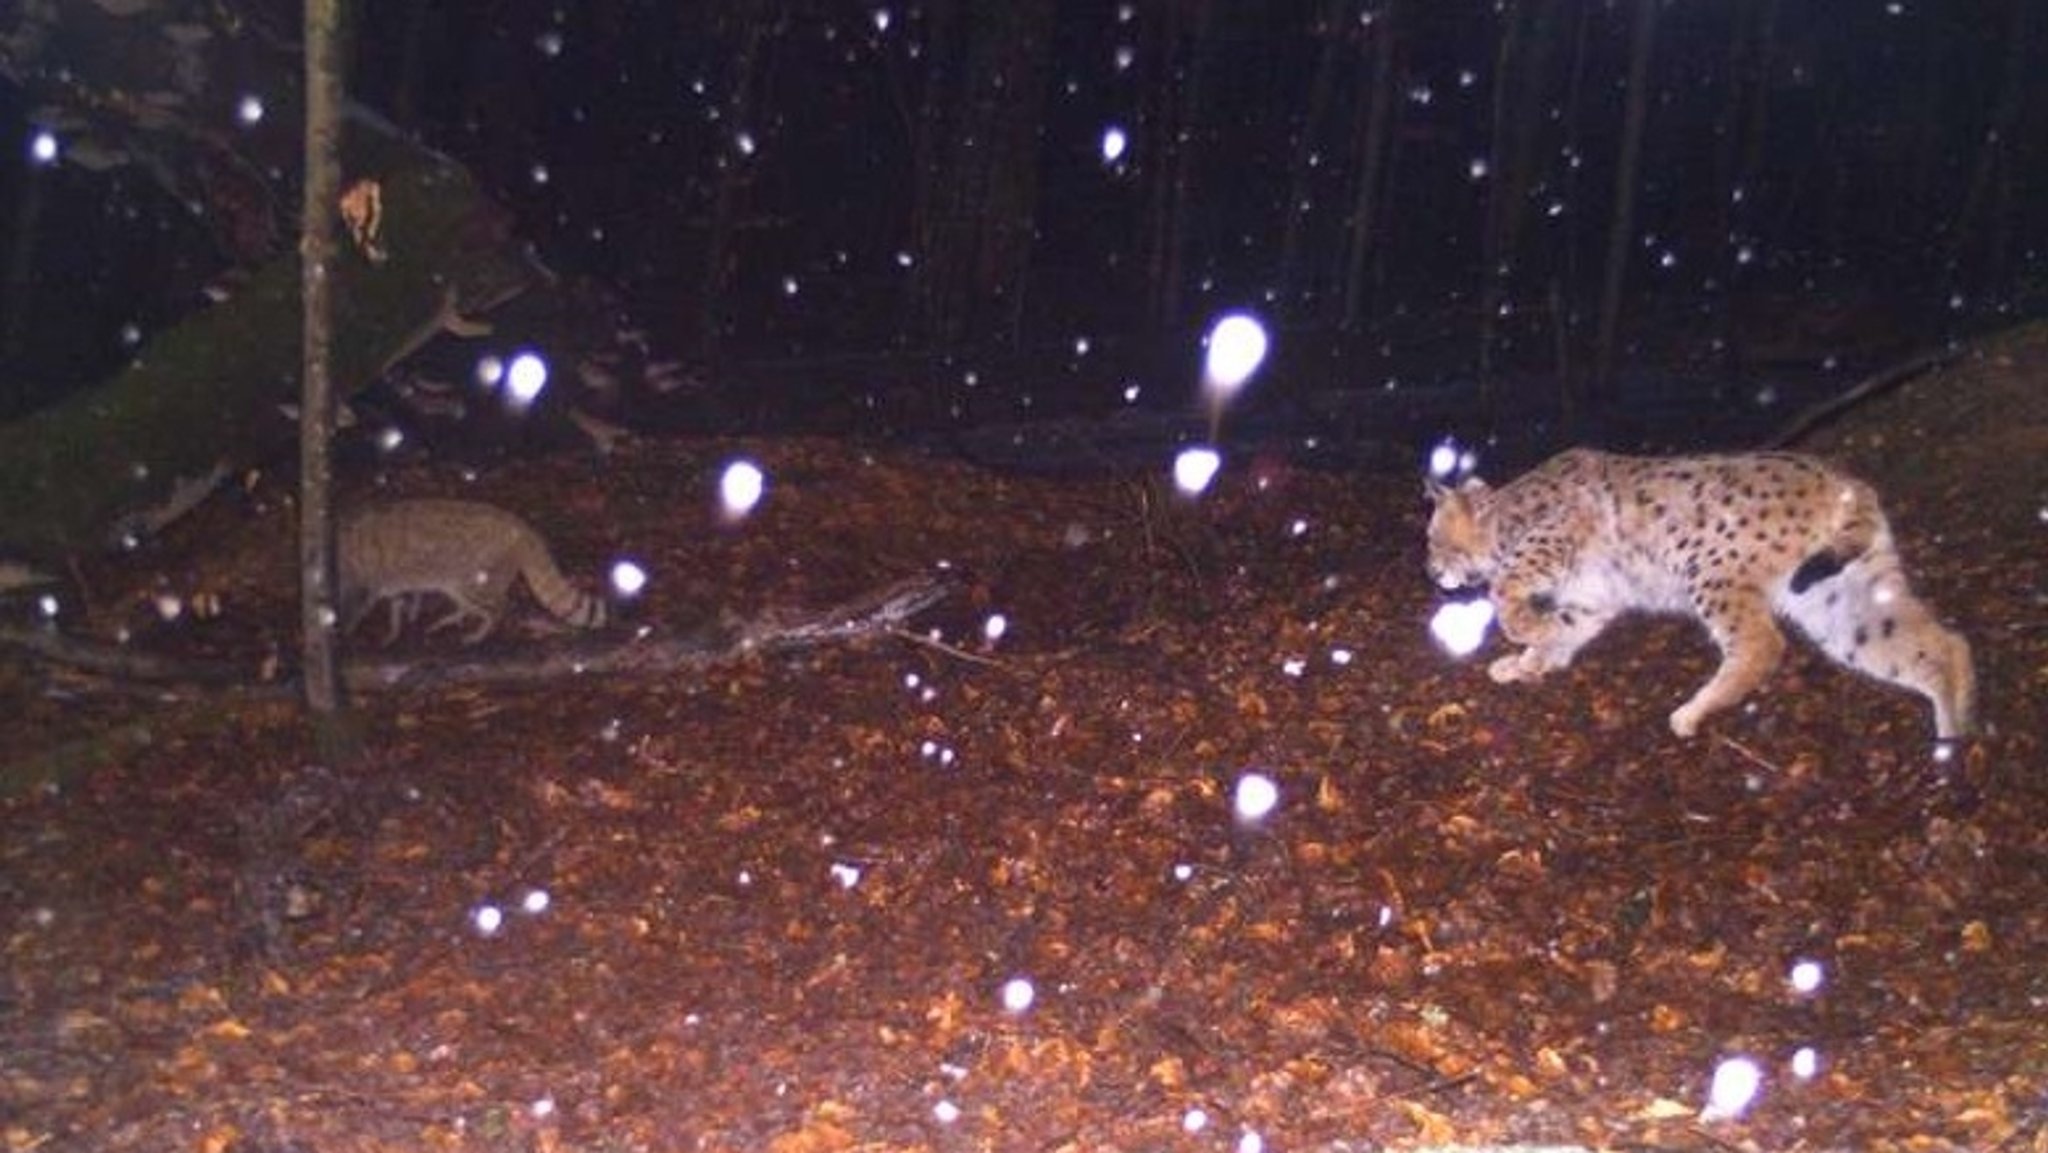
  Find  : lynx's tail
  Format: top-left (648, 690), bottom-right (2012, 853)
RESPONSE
top-left (1789, 477), bottom-right (1887, 595)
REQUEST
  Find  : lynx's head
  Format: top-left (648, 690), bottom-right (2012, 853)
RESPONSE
top-left (1424, 476), bottom-right (1499, 591)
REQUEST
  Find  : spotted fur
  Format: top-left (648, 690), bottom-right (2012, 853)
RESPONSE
top-left (1425, 448), bottom-right (1975, 740)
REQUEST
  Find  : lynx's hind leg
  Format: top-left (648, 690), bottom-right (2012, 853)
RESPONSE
top-left (1783, 558), bottom-right (1976, 739)
top-left (1670, 589), bottom-right (1788, 738)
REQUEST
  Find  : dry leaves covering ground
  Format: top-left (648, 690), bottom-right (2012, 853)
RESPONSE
top-left (1, 330), bottom-right (2043, 1152)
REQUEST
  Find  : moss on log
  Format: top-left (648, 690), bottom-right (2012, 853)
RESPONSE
top-left (0, 140), bottom-right (538, 562)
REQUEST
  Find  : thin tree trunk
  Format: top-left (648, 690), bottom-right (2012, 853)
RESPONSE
top-left (700, 2), bottom-right (771, 366)
top-left (1592, 0), bottom-right (1658, 399)
top-left (1277, 0), bottom-right (1347, 323)
top-left (1144, 0), bottom-right (1213, 330)
top-left (1946, 0), bottom-right (2030, 278)
top-left (1340, 1), bottom-right (1398, 332)
top-left (299, 0), bottom-right (344, 720)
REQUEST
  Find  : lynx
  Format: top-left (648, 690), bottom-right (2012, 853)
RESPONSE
top-left (1424, 448), bottom-right (1975, 740)
top-left (338, 499), bottom-right (607, 644)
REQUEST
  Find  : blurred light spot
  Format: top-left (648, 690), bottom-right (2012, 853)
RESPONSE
top-left (734, 130), bottom-right (757, 156)
top-left (235, 94), bottom-right (265, 126)
top-left (782, 276), bottom-right (799, 296)
top-left (536, 29), bottom-right (564, 57)
top-left (1100, 125), bottom-right (1128, 163)
top-left (1788, 958), bottom-right (1824, 995)
top-left (1330, 647), bottom-right (1353, 665)
top-left (1430, 598), bottom-right (1496, 657)
top-left (829, 862), bottom-right (861, 889)
top-left (872, 7), bottom-right (892, 32)
top-left (1172, 863), bottom-right (1194, 881)
top-left (1204, 313), bottom-right (1269, 393)
top-left (1790, 1046), bottom-right (1820, 1079)
top-left (120, 323), bottom-right (142, 347)
top-left (983, 613), bottom-right (1008, 643)
top-left (719, 459), bottom-right (767, 518)
top-left (1073, 335), bottom-right (1092, 356)
top-left (1701, 1055), bottom-right (1762, 1121)
top-left (530, 1096), bottom-right (555, 1119)
top-left (1234, 772), bottom-right (1279, 822)
top-left (1468, 157), bottom-right (1489, 180)
top-left (474, 354), bottom-right (506, 389)
top-left (472, 904), bottom-right (504, 936)
top-left (521, 888), bottom-right (550, 915)
top-left (530, 163), bottom-right (550, 186)
top-left (1237, 1131), bottom-right (1265, 1153)
top-left (505, 352), bottom-right (549, 405)
top-left (37, 594), bottom-right (61, 619)
top-left (1000, 976), bottom-right (1035, 1013)
top-left (610, 559), bottom-right (648, 597)
top-left (152, 594), bottom-right (184, 622)
top-left (1281, 658), bottom-right (1306, 678)
top-left (1172, 446), bottom-right (1222, 496)
top-left (932, 1099), bottom-right (960, 1124)
top-left (29, 130), bottom-right (59, 165)
top-left (1182, 1108), bottom-right (1209, 1134)
top-left (375, 426), bottom-right (405, 453)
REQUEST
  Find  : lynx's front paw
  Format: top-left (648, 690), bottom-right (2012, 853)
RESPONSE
top-left (1668, 703), bottom-right (1704, 739)
top-left (1489, 650), bottom-right (1548, 683)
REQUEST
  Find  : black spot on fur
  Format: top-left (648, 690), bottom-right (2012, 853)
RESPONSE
top-left (1790, 551), bottom-right (1845, 594)
top-left (1882, 617), bottom-right (1896, 638)
top-left (1530, 591), bottom-right (1556, 614)
top-left (1853, 626), bottom-right (1869, 648)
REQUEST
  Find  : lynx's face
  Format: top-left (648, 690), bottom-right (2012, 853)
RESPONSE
top-left (1424, 478), bottom-right (1498, 591)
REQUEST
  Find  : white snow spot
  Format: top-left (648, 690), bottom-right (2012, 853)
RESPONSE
top-left (828, 862), bottom-right (862, 890)
top-left (1236, 1131), bottom-right (1265, 1153)
top-left (871, 8), bottom-right (892, 33)
top-left (609, 559), bottom-right (648, 597)
top-left (982, 613), bottom-right (1008, 643)
top-left (932, 1099), bottom-right (960, 1124)
top-left (1790, 1046), bottom-right (1821, 1080)
top-left (471, 904), bottom-right (504, 936)
top-left (1173, 446), bottom-right (1222, 496)
top-left (474, 354), bottom-right (506, 389)
top-left (1701, 1055), bottom-right (1763, 1121)
top-left (235, 94), bottom-right (265, 126)
top-left (1100, 125), bottom-right (1128, 163)
top-left (1000, 976), bottom-right (1035, 1013)
top-left (1788, 958), bottom-right (1824, 995)
top-left (1203, 313), bottom-right (1269, 394)
top-left (1429, 598), bottom-right (1496, 657)
top-left (37, 594), bottom-right (60, 620)
top-left (718, 459), bottom-right (767, 519)
top-left (1233, 772), bottom-right (1279, 822)
top-left (29, 130), bottom-right (60, 165)
top-left (505, 352), bottom-right (549, 406)
top-left (1281, 657), bottom-right (1306, 678)
top-left (530, 1095), bottom-right (555, 1118)
top-left (1182, 1107), bottom-right (1209, 1133)
top-left (520, 888), bottom-right (550, 915)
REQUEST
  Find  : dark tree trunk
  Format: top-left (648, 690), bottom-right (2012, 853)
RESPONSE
top-left (1277, 0), bottom-right (1348, 324)
top-left (700, 2), bottom-right (774, 366)
top-left (1141, 0), bottom-right (1213, 331)
top-left (1593, 0), bottom-right (1659, 399)
top-left (1340, 1), bottom-right (1398, 332)
top-left (907, 0), bottom-right (1054, 347)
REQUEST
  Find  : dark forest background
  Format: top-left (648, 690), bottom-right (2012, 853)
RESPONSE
top-left (3, 0), bottom-right (2045, 431)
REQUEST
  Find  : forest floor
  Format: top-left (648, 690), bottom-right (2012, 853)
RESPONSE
top-left (1, 322), bottom-right (2044, 1152)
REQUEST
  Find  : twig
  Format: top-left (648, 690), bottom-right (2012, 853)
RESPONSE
top-left (886, 625), bottom-right (1008, 668)
top-left (1713, 732), bottom-right (1788, 776)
